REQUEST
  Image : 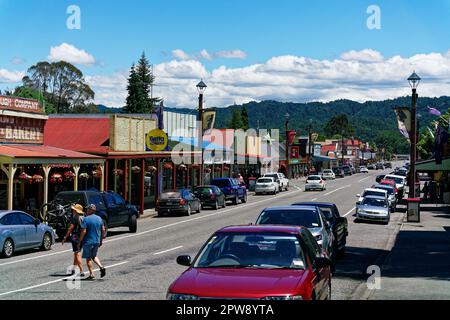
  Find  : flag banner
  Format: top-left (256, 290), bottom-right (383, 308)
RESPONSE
top-left (427, 106), bottom-right (442, 116)
top-left (290, 146), bottom-right (300, 159)
top-left (434, 125), bottom-right (450, 165)
top-left (202, 108), bottom-right (216, 133)
top-left (394, 107), bottom-right (411, 142)
top-left (287, 130), bottom-right (296, 146)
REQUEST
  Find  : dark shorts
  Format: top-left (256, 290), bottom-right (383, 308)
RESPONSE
top-left (71, 240), bottom-right (81, 253)
top-left (82, 243), bottom-right (99, 260)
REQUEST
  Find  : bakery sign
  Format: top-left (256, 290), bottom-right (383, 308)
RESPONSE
top-left (0, 95), bottom-right (44, 114)
top-left (0, 115), bottom-right (45, 144)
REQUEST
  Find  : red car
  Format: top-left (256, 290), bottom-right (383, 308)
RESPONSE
top-left (380, 179), bottom-right (398, 195)
top-left (167, 225), bottom-right (332, 300)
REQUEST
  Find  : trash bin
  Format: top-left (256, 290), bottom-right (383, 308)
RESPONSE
top-left (406, 198), bottom-right (421, 222)
top-left (248, 177), bottom-right (257, 192)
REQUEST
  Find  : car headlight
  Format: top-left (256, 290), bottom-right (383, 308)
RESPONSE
top-left (166, 293), bottom-right (199, 300)
top-left (262, 295), bottom-right (303, 300)
top-left (358, 209), bottom-right (366, 214)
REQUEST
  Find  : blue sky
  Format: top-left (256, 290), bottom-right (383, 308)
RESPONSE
top-left (1, 0), bottom-right (450, 107)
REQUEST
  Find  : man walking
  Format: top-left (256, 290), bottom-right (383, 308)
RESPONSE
top-left (78, 204), bottom-right (106, 280)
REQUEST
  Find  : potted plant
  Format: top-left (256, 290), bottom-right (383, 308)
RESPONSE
top-left (79, 173), bottom-right (90, 180)
top-left (32, 174), bottom-right (44, 183)
top-left (64, 171), bottom-right (75, 181)
top-left (132, 166), bottom-right (141, 174)
top-left (50, 173), bottom-right (63, 184)
top-left (163, 163), bottom-right (173, 170)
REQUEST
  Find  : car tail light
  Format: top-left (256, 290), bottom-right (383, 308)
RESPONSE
top-left (210, 193), bottom-right (216, 200)
top-left (180, 199), bottom-right (186, 205)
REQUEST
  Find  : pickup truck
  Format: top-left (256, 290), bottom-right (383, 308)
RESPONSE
top-left (263, 172), bottom-right (289, 192)
top-left (50, 191), bottom-right (139, 239)
top-left (211, 178), bottom-right (247, 205)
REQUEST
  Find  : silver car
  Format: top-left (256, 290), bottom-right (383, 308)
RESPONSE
top-left (0, 210), bottom-right (55, 258)
top-left (355, 196), bottom-right (390, 224)
top-left (255, 205), bottom-right (335, 268)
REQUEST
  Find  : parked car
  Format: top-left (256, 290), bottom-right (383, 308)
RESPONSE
top-left (372, 184), bottom-right (397, 211)
top-left (292, 202), bottom-right (348, 256)
top-left (255, 177), bottom-right (279, 195)
top-left (1, 210), bottom-right (55, 258)
top-left (157, 189), bottom-right (201, 216)
top-left (52, 191), bottom-right (139, 239)
top-left (359, 166), bottom-right (369, 173)
top-left (321, 169), bottom-right (335, 180)
top-left (356, 188), bottom-right (388, 206)
top-left (256, 206), bottom-right (335, 268)
top-left (349, 165), bottom-right (356, 174)
top-left (367, 164), bottom-right (376, 170)
top-left (376, 174), bottom-right (385, 183)
top-left (211, 178), bottom-right (247, 205)
top-left (355, 195), bottom-right (390, 224)
top-left (380, 179), bottom-right (398, 196)
top-left (332, 167), bottom-right (345, 178)
top-left (341, 166), bottom-right (352, 176)
top-left (263, 172), bottom-right (289, 192)
top-left (385, 162), bottom-right (392, 169)
top-left (168, 225), bottom-right (332, 300)
top-left (394, 168), bottom-right (408, 177)
top-left (384, 174), bottom-right (407, 198)
top-left (376, 163), bottom-right (385, 170)
top-left (193, 186), bottom-right (226, 210)
top-left (305, 175), bottom-right (326, 191)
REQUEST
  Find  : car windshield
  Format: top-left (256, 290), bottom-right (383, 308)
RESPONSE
top-left (194, 187), bottom-right (212, 195)
top-left (211, 180), bottom-right (231, 188)
top-left (362, 198), bottom-right (387, 207)
top-left (160, 192), bottom-right (181, 199)
top-left (257, 178), bottom-right (273, 183)
top-left (264, 174), bottom-right (278, 180)
top-left (374, 186), bottom-right (394, 195)
top-left (323, 170), bottom-right (332, 173)
top-left (256, 209), bottom-right (322, 228)
top-left (194, 232), bottom-right (306, 269)
top-left (363, 190), bottom-right (385, 197)
top-left (307, 176), bottom-right (321, 180)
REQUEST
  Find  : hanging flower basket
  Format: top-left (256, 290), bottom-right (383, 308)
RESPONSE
top-left (79, 173), bottom-right (90, 180)
top-left (224, 165), bottom-right (230, 171)
top-left (131, 166), bottom-right (141, 174)
top-left (147, 166), bottom-right (157, 173)
top-left (92, 169), bottom-right (102, 179)
top-left (50, 173), bottom-right (63, 184)
top-left (178, 164), bottom-right (187, 171)
top-left (64, 171), bottom-right (75, 181)
top-left (163, 163), bottom-right (173, 170)
top-left (113, 169), bottom-right (124, 176)
top-left (204, 168), bottom-right (212, 174)
top-left (18, 172), bottom-right (32, 183)
top-left (32, 174), bottom-right (44, 183)
top-left (214, 166), bottom-right (222, 172)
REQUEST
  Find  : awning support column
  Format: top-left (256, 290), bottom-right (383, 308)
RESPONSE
top-left (99, 163), bottom-right (105, 192)
top-left (1, 164), bottom-right (17, 210)
top-left (43, 165), bottom-right (51, 217)
top-left (73, 164), bottom-right (80, 191)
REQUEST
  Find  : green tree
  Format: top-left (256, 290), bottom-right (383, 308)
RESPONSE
top-left (124, 64), bottom-right (143, 113)
top-left (229, 109), bottom-right (244, 129)
top-left (241, 106), bottom-right (249, 130)
top-left (324, 114), bottom-right (355, 138)
top-left (13, 86), bottom-right (55, 114)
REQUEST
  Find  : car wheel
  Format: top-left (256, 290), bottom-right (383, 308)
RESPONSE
top-left (242, 194), bottom-right (247, 203)
top-left (233, 195), bottom-right (239, 205)
top-left (102, 219), bottom-right (109, 238)
top-left (214, 201), bottom-right (219, 210)
top-left (129, 215), bottom-right (137, 233)
top-left (2, 238), bottom-right (14, 258)
top-left (41, 232), bottom-right (52, 251)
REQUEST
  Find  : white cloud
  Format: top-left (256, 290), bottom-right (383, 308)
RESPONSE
top-left (0, 69), bottom-right (25, 83)
top-left (171, 49), bottom-right (248, 61)
top-left (171, 49), bottom-right (191, 61)
top-left (214, 50), bottom-right (247, 60)
top-left (48, 43), bottom-right (96, 66)
top-left (199, 49), bottom-right (212, 60)
top-left (84, 49), bottom-right (450, 109)
top-left (10, 57), bottom-right (26, 65)
top-left (341, 49), bottom-right (384, 62)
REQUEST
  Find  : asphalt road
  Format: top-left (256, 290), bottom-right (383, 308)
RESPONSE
top-left (0, 166), bottom-right (404, 300)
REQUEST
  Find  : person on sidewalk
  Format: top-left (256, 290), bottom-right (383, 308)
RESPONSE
top-left (78, 204), bottom-right (106, 280)
top-left (62, 204), bottom-right (85, 277)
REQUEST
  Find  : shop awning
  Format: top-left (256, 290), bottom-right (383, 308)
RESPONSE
top-left (416, 158), bottom-right (450, 171)
top-left (313, 155), bottom-right (336, 162)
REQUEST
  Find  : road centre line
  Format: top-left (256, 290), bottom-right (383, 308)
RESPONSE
top-left (154, 246), bottom-right (184, 256)
top-left (0, 261), bottom-right (129, 297)
top-left (324, 185), bottom-right (350, 196)
top-left (358, 176), bottom-right (372, 183)
top-left (343, 207), bottom-right (356, 217)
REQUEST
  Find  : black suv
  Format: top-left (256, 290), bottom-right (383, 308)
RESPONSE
top-left (341, 166), bottom-right (352, 176)
top-left (50, 191), bottom-right (139, 239)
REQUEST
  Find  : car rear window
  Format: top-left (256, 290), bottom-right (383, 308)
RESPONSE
top-left (194, 187), bottom-right (213, 194)
top-left (257, 178), bottom-right (273, 183)
top-left (160, 192), bottom-right (181, 199)
top-left (363, 190), bottom-right (385, 197)
top-left (362, 198), bottom-right (387, 207)
top-left (257, 209), bottom-right (322, 228)
top-left (307, 176), bottom-right (321, 180)
top-left (211, 180), bottom-right (231, 188)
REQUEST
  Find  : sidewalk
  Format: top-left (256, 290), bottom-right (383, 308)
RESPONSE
top-left (369, 204), bottom-right (450, 300)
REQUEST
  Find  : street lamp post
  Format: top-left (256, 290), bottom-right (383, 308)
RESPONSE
top-left (308, 119), bottom-right (313, 174)
top-left (407, 71), bottom-right (420, 198)
top-left (285, 113), bottom-right (290, 178)
top-left (196, 80), bottom-right (207, 185)
top-left (341, 131), bottom-right (345, 166)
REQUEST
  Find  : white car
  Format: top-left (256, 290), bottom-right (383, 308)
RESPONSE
top-left (356, 188), bottom-right (388, 205)
top-left (359, 166), bottom-right (369, 173)
top-left (305, 175), bottom-right (326, 191)
top-left (255, 177), bottom-right (278, 195)
top-left (321, 169), bottom-right (335, 180)
top-left (263, 172), bottom-right (289, 192)
top-left (384, 174), bottom-right (407, 198)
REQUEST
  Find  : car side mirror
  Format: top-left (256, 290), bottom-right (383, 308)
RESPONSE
top-left (314, 257), bottom-right (332, 269)
top-left (176, 255), bottom-right (192, 267)
top-left (356, 194), bottom-right (360, 197)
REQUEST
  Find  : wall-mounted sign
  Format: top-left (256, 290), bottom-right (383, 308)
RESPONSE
top-left (290, 146), bottom-right (300, 159)
top-left (0, 115), bottom-right (45, 144)
top-left (0, 95), bottom-right (44, 114)
top-left (146, 129), bottom-right (168, 151)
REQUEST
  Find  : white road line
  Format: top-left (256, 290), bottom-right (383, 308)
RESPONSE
top-left (343, 207), bottom-right (356, 217)
top-left (311, 198), bottom-right (318, 201)
top-left (153, 246), bottom-right (183, 256)
top-left (0, 261), bottom-right (129, 297)
top-left (324, 185), bottom-right (350, 196)
top-left (358, 176), bottom-right (372, 183)
top-left (0, 187), bottom-right (304, 268)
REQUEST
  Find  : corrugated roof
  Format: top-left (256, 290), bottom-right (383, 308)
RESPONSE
top-left (0, 144), bottom-right (101, 159)
top-left (44, 118), bottom-right (110, 154)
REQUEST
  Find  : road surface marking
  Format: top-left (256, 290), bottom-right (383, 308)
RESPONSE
top-left (343, 207), bottom-right (356, 217)
top-left (0, 248), bottom-right (73, 267)
top-left (358, 176), bottom-right (372, 182)
top-left (0, 261), bottom-right (129, 297)
top-left (324, 185), bottom-right (350, 196)
top-left (311, 198), bottom-right (318, 201)
top-left (153, 246), bottom-right (184, 255)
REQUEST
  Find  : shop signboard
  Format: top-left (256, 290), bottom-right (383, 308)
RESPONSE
top-left (0, 95), bottom-right (44, 114)
top-left (0, 115), bottom-right (45, 144)
top-left (146, 129), bottom-right (169, 151)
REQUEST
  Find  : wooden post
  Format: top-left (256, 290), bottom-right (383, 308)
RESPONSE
top-left (104, 160), bottom-right (109, 191)
top-left (1, 164), bottom-right (17, 210)
top-left (185, 165), bottom-right (190, 188)
top-left (140, 158), bottom-right (145, 215)
top-left (124, 159), bottom-right (128, 201)
top-left (73, 164), bottom-right (80, 191)
top-left (113, 159), bottom-right (118, 192)
top-left (99, 163), bottom-right (105, 192)
top-left (155, 158), bottom-right (161, 204)
top-left (172, 164), bottom-right (177, 190)
top-left (42, 165), bottom-right (51, 216)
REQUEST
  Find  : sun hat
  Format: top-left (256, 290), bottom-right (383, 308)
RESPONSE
top-left (71, 204), bottom-right (85, 215)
